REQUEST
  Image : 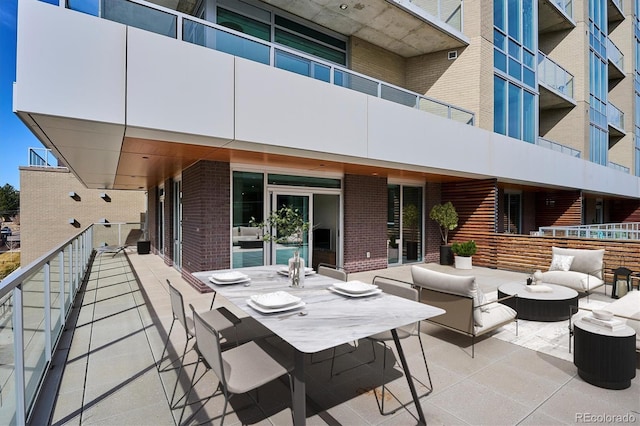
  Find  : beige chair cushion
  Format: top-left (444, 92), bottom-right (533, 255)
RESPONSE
top-left (551, 247), bottom-right (604, 279)
top-left (540, 270), bottom-right (604, 292)
top-left (474, 302), bottom-right (517, 335)
top-left (411, 266), bottom-right (485, 326)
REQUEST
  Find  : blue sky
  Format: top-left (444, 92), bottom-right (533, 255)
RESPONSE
top-left (0, 0), bottom-right (52, 190)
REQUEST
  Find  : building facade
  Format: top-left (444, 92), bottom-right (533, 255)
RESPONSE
top-left (13, 0), bottom-right (640, 290)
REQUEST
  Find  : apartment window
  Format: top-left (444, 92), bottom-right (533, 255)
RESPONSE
top-left (494, 0), bottom-right (536, 142)
top-left (232, 171), bottom-right (264, 268)
top-left (387, 184), bottom-right (423, 264)
top-left (588, 0), bottom-right (609, 165)
top-left (503, 192), bottom-right (522, 234)
top-left (590, 125), bottom-right (608, 166)
top-left (214, 1), bottom-right (347, 65)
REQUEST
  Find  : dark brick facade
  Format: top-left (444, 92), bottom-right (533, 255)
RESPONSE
top-left (180, 161), bottom-right (231, 292)
top-left (343, 174), bottom-right (388, 273)
top-left (163, 178), bottom-right (174, 266)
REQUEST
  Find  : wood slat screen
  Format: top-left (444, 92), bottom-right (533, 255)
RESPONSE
top-left (535, 190), bottom-right (582, 227)
top-left (443, 179), bottom-right (498, 268)
top-left (471, 233), bottom-right (640, 288)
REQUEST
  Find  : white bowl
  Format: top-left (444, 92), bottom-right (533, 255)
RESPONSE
top-left (592, 309), bottom-right (613, 321)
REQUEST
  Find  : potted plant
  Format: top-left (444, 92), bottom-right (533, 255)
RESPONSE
top-left (251, 205), bottom-right (310, 286)
top-left (403, 204), bottom-right (420, 261)
top-left (429, 202), bottom-right (458, 265)
top-left (451, 240), bottom-right (477, 269)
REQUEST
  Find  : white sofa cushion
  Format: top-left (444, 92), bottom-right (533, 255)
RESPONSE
top-left (475, 303), bottom-right (517, 335)
top-left (606, 290), bottom-right (640, 350)
top-left (540, 270), bottom-right (604, 292)
top-left (551, 247), bottom-right (604, 279)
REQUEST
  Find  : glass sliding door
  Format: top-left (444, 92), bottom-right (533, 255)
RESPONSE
top-left (387, 185), bottom-right (400, 264)
top-left (503, 192), bottom-right (521, 233)
top-left (232, 172), bottom-right (264, 268)
top-left (271, 192), bottom-right (311, 266)
top-left (402, 186), bottom-right (423, 263)
top-left (388, 184), bottom-right (423, 264)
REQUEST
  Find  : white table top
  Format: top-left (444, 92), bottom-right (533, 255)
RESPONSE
top-left (194, 266), bottom-right (445, 354)
top-left (498, 281), bottom-right (578, 301)
top-left (574, 317), bottom-right (636, 338)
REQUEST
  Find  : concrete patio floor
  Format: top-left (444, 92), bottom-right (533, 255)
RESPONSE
top-left (44, 250), bottom-right (640, 425)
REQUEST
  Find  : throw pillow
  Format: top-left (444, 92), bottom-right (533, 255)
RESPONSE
top-left (549, 254), bottom-right (574, 272)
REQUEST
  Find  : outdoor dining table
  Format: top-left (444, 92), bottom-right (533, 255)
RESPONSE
top-left (194, 265), bottom-right (445, 425)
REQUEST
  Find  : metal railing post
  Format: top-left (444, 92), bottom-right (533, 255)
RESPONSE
top-left (13, 284), bottom-right (26, 425)
top-left (44, 262), bottom-right (52, 362)
top-left (59, 252), bottom-right (65, 323)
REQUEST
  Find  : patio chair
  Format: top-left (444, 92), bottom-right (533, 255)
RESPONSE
top-left (158, 280), bottom-right (241, 407)
top-left (97, 228), bottom-right (143, 257)
top-left (181, 305), bottom-right (294, 425)
top-left (366, 276), bottom-right (433, 416)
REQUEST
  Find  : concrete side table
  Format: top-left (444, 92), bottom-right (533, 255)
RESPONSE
top-left (573, 319), bottom-right (636, 389)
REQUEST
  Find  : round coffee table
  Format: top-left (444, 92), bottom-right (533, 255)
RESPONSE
top-left (498, 282), bottom-right (579, 321)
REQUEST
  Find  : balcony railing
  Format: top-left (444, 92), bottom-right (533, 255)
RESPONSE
top-left (607, 38), bottom-right (624, 71)
top-left (607, 102), bottom-right (624, 130)
top-left (538, 51), bottom-right (574, 98)
top-left (608, 161), bottom-right (630, 173)
top-left (0, 222), bottom-right (143, 424)
top-left (62, 0), bottom-right (474, 126)
top-left (537, 137), bottom-right (581, 158)
top-left (538, 223), bottom-right (640, 240)
top-left (409, 0), bottom-right (463, 31)
top-left (27, 147), bottom-right (61, 168)
top-left (551, 0), bottom-right (573, 18)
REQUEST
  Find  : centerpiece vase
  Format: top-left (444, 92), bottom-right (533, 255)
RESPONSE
top-left (288, 250), bottom-right (305, 287)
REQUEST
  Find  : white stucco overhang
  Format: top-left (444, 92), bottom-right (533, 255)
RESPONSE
top-left (13, 0), bottom-right (640, 199)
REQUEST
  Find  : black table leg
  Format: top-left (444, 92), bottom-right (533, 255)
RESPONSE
top-left (391, 328), bottom-right (426, 425)
top-left (293, 350), bottom-right (306, 425)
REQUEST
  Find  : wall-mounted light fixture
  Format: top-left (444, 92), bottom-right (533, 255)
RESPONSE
top-left (100, 218), bottom-right (111, 228)
top-left (69, 192), bottom-right (81, 201)
top-left (100, 193), bottom-right (111, 202)
top-left (448, 50), bottom-right (458, 60)
top-left (69, 218), bottom-right (80, 228)
top-left (339, 3), bottom-right (348, 9)
top-left (545, 198), bottom-right (555, 207)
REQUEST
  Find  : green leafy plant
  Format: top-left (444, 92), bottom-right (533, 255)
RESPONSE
top-left (250, 205), bottom-right (310, 248)
top-left (451, 240), bottom-right (477, 257)
top-left (429, 202), bottom-right (458, 245)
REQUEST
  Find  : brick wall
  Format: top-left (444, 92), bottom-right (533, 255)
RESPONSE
top-left (349, 37), bottom-right (406, 88)
top-left (181, 160), bottom-right (230, 292)
top-left (163, 178), bottom-right (174, 266)
top-left (19, 167), bottom-right (146, 264)
top-left (343, 174), bottom-right (388, 273)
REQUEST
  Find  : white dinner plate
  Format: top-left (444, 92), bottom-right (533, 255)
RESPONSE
top-left (210, 271), bottom-right (249, 282)
top-left (246, 299), bottom-right (306, 314)
top-left (332, 281), bottom-right (378, 294)
top-left (329, 286), bottom-right (383, 298)
top-left (209, 276), bottom-right (251, 285)
top-left (250, 291), bottom-right (301, 309)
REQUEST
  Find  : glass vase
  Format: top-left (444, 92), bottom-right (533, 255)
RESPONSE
top-left (288, 250), bottom-right (305, 288)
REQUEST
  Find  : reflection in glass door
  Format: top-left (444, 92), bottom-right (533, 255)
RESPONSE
top-left (388, 184), bottom-right (423, 264)
top-left (270, 193), bottom-right (310, 266)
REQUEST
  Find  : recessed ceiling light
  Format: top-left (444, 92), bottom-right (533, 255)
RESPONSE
top-left (142, 156), bottom-right (149, 159)
top-left (339, 4), bottom-right (348, 10)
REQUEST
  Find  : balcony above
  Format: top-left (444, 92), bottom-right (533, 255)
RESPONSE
top-left (607, 102), bottom-right (625, 138)
top-left (538, 52), bottom-right (576, 109)
top-left (538, 0), bottom-right (575, 34)
top-left (608, 0), bottom-right (624, 23)
top-left (151, 0), bottom-right (469, 57)
top-left (607, 38), bottom-right (624, 80)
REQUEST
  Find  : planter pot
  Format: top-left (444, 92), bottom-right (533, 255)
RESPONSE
top-left (454, 255), bottom-right (472, 270)
top-left (440, 245), bottom-right (453, 265)
top-left (137, 240), bottom-right (150, 255)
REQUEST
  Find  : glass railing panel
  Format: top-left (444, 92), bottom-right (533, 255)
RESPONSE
top-left (334, 70), bottom-right (379, 97)
top-left (21, 274), bottom-right (47, 414)
top-left (0, 292), bottom-right (16, 425)
top-left (275, 50), bottom-right (331, 83)
top-left (381, 84), bottom-right (417, 107)
top-left (183, 19), bottom-right (270, 65)
top-left (538, 52), bottom-right (574, 98)
top-left (50, 263), bottom-right (63, 342)
top-left (450, 108), bottom-right (475, 125)
top-left (607, 38), bottom-right (624, 70)
top-left (408, 0), bottom-right (463, 31)
top-left (608, 162), bottom-right (629, 173)
top-left (67, 0), bottom-right (100, 16)
top-left (102, 0), bottom-right (177, 38)
top-left (537, 137), bottom-right (581, 157)
top-left (418, 98), bottom-right (449, 119)
top-left (608, 102), bottom-right (624, 129)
